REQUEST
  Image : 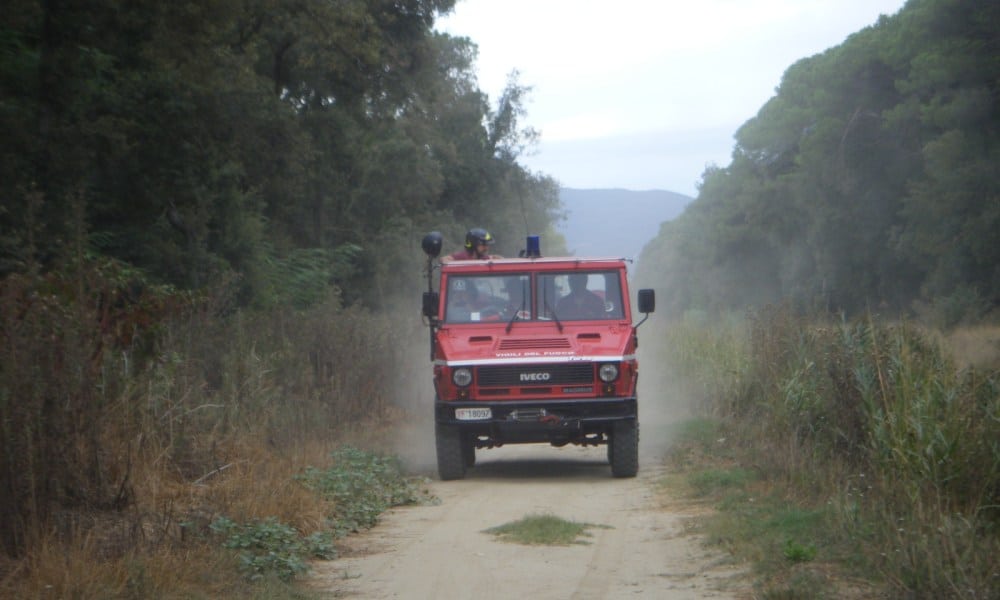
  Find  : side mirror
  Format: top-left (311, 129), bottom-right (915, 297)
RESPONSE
top-left (637, 289), bottom-right (655, 314)
top-left (422, 231), bottom-right (443, 258)
top-left (422, 291), bottom-right (439, 318)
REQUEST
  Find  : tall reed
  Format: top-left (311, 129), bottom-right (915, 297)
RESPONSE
top-left (658, 307), bottom-right (999, 597)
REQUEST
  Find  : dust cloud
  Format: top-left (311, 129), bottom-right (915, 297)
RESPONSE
top-left (386, 315), bottom-right (440, 477)
top-left (636, 318), bottom-right (701, 465)
top-left (944, 325), bottom-right (1000, 370)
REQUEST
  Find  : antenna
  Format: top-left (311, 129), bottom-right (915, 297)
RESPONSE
top-left (516, 171), bottom-right (530, 236)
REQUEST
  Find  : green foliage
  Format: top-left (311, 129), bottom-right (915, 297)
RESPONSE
top-left (669, 419), bottom-right (846, 597)
top-left (484, 514), bottom-right (608, 546)
top-left (639, 0), bottom-right (1000, 319)
top-left (205, 447), bottom-right (425, 585)
top-left (689, 468), bottom-right (757, 497)
top-left (781, 539), bottom-right (817, 564)
top-left (255, 244), bottom-right (361, 310)
top-left (297, 446), bottom-right (432, 537)
top-left (303, 531), bottom-right (338, 561)
top-left (0, 0), bottom-right (561, 311)
top-left (210, 516), bottom-right (333, 582)
top-left (663, 313), bottom-right (1000, 597)
top-left (670, 417), bottom-right (722, 446)
top-left (915, 283), bottom-right (992, 329)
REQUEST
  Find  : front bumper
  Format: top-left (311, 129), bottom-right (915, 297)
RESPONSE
top-left (435, 397), bottom-right (637, 445)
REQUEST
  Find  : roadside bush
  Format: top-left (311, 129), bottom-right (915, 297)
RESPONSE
top-left (661, 308), bottom-right (1000, 598)
top-left (0, 249), bottom-right (423, 597)
top-left (209, 516), bottom-right (335, 582)
top-left (297, 446), bottom-right (431, 537)
top-left (0, 256), bottom-right (184, 555)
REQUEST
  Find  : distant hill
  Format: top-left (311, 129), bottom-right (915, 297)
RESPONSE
top-left (557, 188), bottom-right (692, 260)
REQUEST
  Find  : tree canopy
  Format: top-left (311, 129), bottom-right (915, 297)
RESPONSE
top-left (638, 0), bottom-right (999, 324)
top-left (0, 0), bottom-right (562, 309)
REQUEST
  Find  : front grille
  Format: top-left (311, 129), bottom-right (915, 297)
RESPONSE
top-left (520, 387), bottom-right (552, 394)
top-left (479, 389), bottom-right (510, 396)
top-left (477, 363), bottom-right (594, 387)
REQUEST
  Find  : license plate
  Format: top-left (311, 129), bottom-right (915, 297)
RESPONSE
top-left (455, 407), bottom-right (492, 421)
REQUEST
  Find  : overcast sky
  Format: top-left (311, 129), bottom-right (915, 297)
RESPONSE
top-left (436, 0), bottom-right (908, 197)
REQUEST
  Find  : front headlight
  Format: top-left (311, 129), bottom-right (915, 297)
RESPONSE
top-left (452, 367), bottom-right (473, 387)
top-left (598, 363), bottom-right (619, 383)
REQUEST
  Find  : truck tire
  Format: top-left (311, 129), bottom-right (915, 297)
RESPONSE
top-left (435, 422), bottom-right (466, 480)
top-left (610, 419), bottom-right (638, 478)
top-left (461, 434), bottom-right (476, 467)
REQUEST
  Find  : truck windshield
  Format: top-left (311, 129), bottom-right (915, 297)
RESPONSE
top-left (538, 271), bottom-right (624, 321)
top-left (443, 271), bottom-right (624, 324)
top-left (444, 274), bottom-right (530, 324)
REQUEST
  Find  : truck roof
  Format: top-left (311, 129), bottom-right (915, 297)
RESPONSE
top-left (441, 256), bottom-right (629, 273)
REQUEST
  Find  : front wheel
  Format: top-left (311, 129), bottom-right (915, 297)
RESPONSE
top-left (609, 419), bottom-right (638, 478)
top-left (461, 433), bottom-right (476, 467)
top-left (435, 422), bottom-right (466, 480)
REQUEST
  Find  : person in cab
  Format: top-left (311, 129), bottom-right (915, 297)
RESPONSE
top-left (556, 273), bottom-right (605, 319)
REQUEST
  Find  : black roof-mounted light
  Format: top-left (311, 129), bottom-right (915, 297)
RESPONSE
top-left (421, 231), bottom-right (443, 258)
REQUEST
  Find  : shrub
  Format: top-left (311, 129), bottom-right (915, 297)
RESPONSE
top-left (297, 446), bottom-right (430, 537)
top-left (210, 516), bottom-right (326, 582)
top-left (662, 309), bottom-right (1000, 597)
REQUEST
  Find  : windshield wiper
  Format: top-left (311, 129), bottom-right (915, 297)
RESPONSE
top-left (505, 305), bottom-right (521, 333)
top-left (505, 285), bottom-right (529, 333)
top-left (543, 289), bottom-right (563, 333)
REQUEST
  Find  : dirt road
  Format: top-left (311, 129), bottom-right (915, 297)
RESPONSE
top-left (309, 444), bottom-right (745, 599)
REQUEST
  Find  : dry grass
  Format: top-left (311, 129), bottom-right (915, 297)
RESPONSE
top-left (2, 530), bottom-right (248, 600)
top-left (167, 435), bottom-right (334, 529)
top-left (0, 428), bottom-right (386, 599)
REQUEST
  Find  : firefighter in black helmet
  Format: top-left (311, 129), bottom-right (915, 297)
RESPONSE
top-left (441, 228), bottom-right (502, 262)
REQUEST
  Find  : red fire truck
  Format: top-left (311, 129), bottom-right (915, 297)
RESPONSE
top-left (421, 233), bottom-right (655, 480)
